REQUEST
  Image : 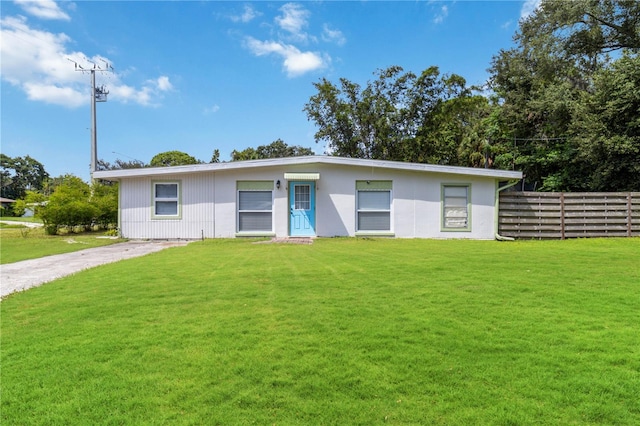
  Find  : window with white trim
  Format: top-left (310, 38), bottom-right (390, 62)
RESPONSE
top-left (237, 181), bottom-right (274, 233)
top-left (153, 182), bottom-right (180, 217)
top-left (356, 181), bottom-right (392, 232)
top-left (442, 185), bottom-right (470, 230)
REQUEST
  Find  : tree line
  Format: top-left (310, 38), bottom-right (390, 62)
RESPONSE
top-left (304, 0), bottom-right (639, 191)
top-left (1, 0), bottom-right (638, 228)
top-left (95, 139), bottom-right (314, 170)
top-left (0, 139), bottom-right (313, 231)
top-left (108, 1), bottom-right (637, 192)
top-left (1, 157), bottom-right (117, 235)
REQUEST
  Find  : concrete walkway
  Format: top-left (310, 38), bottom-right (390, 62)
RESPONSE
top-left (0, 220), bottom-right (44, 228)
top-left (1, 240), bottom-right (192, 299)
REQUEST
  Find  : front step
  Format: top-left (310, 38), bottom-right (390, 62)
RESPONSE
top-left (254, 237), bottom-right (314, 245)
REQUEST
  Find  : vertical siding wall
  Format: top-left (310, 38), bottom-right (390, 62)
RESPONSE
top-left (120, 173), bottom-right (216, 239)
top-left (118, 165), bottom-right (500, 239)
top-left (499, 191), bottom-right (640, 239)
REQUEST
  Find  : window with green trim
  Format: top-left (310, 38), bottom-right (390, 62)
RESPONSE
top-left (237, 181), bottom-right (274, 233)
top-left (442, 185), bottom-right (470, 230)
top-left (153, 182), bottom-right (180, 217)
top-left (356, 181), bottom-right (392, 232)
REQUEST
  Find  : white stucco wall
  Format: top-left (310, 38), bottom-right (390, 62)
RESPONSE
top-left (306, 163), bottom-right (497, 239)
top-left (117, 162), bottom-right (499, 240)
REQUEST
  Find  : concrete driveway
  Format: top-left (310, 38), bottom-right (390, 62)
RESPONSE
top-left (1, 240), bottom-right (192, 299)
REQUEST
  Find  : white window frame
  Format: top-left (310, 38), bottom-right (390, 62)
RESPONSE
top-left (294, 184), bottom-right (311, 210)
top-left (355, 181), bottom-right (393, 235)
top-left (442, 184), bottom-right (471, 231)
top-left (236, 181), bottom-right (274, 236)
top-left (152, 181), bottom-right (181, 219)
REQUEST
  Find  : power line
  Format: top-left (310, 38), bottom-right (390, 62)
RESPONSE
top-left (513, 137), bottom-right (568, 141)
top-left (112, 152), bottom-right (144, 163)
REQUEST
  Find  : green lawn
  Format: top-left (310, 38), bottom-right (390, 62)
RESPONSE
top-left (0, 227), bottom-right (123, 264)
top-left (2, 238), bottom-right (639, 425)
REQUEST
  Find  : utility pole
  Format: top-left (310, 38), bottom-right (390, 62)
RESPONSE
top-left (69, 58), bottom-right (112, 181)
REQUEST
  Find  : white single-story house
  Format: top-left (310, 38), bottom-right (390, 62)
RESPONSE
top-left (93, 156), bottom-right (522, 240)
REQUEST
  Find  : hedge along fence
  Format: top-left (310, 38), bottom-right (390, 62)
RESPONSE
top-left (499, 192), bottom-right (640, 239)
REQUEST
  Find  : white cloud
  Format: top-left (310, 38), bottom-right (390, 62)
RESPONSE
top-left (322, 24), bottom-right (346, 46)
top-left (244, 37), bottom-right (326, 77)
top-left (230, 4), bottom-right (260, 23)
top-left (520, 0), bottom-right (541, 20)
top-left (23, 82), bottom-right (84, 107)
top-left (110, 84), bottom-right (152, 106)
top-left (113, 76), bottom-right (173, 106)
top-left (242, 3), bottom-right (336, 77)
top-left (275, 3), bottom-right (310, 42)
top-left (284, 50), bottom-right (326, 77)
top-left (433, 5), bottom-right (448, 24)
top-left (155, 76), bottom-right (173, 92)
top-left (14, 0), bottom-right (71, 21)
top-left (0, 14), bottom-right (173, 108)
top-left (203, 104), bottom-right (220, 115)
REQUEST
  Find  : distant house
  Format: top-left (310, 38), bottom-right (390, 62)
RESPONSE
top-left (22, 202), bottom-right (47, 218)
top-left (93, 156), bottom-right (522, 240)
top-left (0, 197), bottom-right (16, 213)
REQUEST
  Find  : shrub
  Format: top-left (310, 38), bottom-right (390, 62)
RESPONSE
top-left (91, 182), bottom-right (118, 226)
top-left (32, 176), bottom-right (117, 234)
top-left (44, 224), bottom-right (58, 235)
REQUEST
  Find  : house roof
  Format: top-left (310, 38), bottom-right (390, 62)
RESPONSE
top-left (93, 155), bottom-right (522, 181)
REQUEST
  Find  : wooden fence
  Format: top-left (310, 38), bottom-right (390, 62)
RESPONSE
top-left (498, 192), bottom-right (640, 239)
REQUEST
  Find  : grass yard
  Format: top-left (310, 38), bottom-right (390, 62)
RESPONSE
top-left (1, 238), bottom-right (639, 425)
top-left (0, 227), bottom-right (123, 264)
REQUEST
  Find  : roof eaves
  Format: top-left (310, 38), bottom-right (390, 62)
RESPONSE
top-left (93, 156), bottom-right (325, 180)
top-left (317, 156), bottom-right (522, 179)
top-left (92, 155), bottom-right (522, 180)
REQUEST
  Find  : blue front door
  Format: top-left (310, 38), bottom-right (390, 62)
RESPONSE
top-left (289, 182), bottom-right (316, 236)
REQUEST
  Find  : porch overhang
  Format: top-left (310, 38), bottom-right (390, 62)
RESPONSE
top-left (284, 172), bottom-right (320, 181)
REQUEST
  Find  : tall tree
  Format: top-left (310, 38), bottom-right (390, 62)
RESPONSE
top-left (409, 78), bottom-right (497, 167)
top-left (303, 66), bottom-right (485, 165)
top-left (0, 154), bottom-right (49, 200)
top-left (97, 158), bottom-right (146, 170)
top-left (489, 0), bottom-right (640, 191)
top-left (520, 0), bottom-right (640, 61)
top-left (230, 147), bottom-right (259, 162)
top-left (230, 139), bottom-right (314, 161)
top-left (149, 151), bottom-right (200, 167)
top-left (571, 53), bottom-right (640, 191)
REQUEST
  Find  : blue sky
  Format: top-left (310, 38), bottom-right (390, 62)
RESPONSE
top-left (1, 0), bottom-right (540, 182)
